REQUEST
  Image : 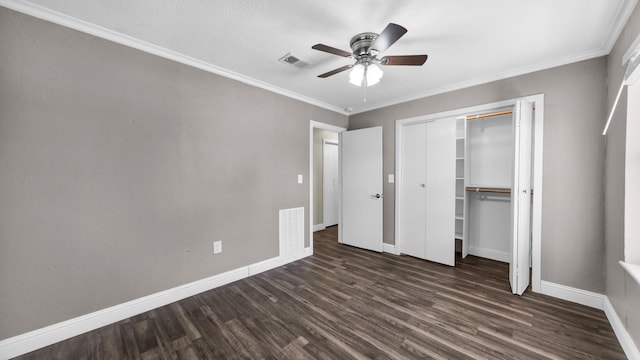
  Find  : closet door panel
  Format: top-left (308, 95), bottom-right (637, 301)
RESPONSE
top-left (510, 100), bottom-right (533, 295)
top-left (425, 119), bottom-right (456, 266)
top-left (399, 123), bottom-right (426, 258)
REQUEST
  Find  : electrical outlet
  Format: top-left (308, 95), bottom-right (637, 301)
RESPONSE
top-left (213, 241), bottom-right (222, 254)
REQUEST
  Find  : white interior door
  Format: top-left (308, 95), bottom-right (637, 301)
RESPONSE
top-left (399, 123), bottom-right (427, 258)
top-left (425, 119), bottom-right (456, 266)
top-left (340, 127), bottom-right (383, 252)
top-left (510, 100), bottom-right (533, 295)
top-left (322, 140), bottom-right (339, 227)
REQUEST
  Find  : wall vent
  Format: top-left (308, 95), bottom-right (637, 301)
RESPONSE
top-left (278, 53), bottom-right (309, 68)
top-left (279, 207), bottom-right (304, 258)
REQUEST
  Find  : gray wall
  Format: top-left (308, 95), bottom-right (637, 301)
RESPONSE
top-left (0, 7), bottom-right (347, 340)
top-left (349, 57), bottom-right (608, 293)
top-left (4, 1), bottom-right (640, 348)
top-left (605, 1), bottom-right (640, 348)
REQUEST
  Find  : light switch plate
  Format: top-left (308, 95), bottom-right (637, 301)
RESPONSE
top-left (388, 174), bottom-right (394, 183)
top-left (213, 241), bottom-right (222, 254)
top-left (297, 174), bottom-right (303, 184)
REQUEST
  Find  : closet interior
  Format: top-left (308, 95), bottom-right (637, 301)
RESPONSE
top-left (397, 99), bottom-right (534, 295)
top-left (464, 109), bottom-right (514, 264)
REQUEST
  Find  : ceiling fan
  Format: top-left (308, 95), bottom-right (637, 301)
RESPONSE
top-left (312, 23), bottom-right (428, 87)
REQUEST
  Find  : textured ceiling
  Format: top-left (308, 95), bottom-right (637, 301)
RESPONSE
top-left (3, 0), bottom-right (638, 114)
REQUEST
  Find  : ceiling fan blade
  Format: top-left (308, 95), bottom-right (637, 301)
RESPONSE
top-left (380, 55), bottom-right (428, 66)
top-left (312, 44), bottom-right (352, 57)
top-left (318, 64), bottom-right (352, 78)
top-left (369, 23), bottom-right (407, 53)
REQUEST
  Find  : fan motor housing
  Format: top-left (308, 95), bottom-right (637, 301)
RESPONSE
top-left (350, 32), bottom-right (379, 57)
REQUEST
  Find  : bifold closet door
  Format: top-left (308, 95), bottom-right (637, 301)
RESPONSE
top-left (399, 122), bottom-right (427, 259)
top-left (399, 119), bottom-right (455, 266)
top-left (510, 100), bottom-right (533, 295)
top-left (425, 119), bottom-right (456, 266)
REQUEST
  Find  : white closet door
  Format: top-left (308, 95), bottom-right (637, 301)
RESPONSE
top-left (399, 122), bottom-right (427, 258)
top-left (425, 119), bottom-right (456, 266)
top-left (510, 100), bottom-right (534, 295)
top-left (341, 127), bottom-right (383, 252)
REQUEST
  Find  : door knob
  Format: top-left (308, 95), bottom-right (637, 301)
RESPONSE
top-left (420, 184), bottom-right (426, 188)
top-left (370, 193), bottom-right (382, 199)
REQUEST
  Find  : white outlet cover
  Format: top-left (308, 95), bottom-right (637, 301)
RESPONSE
top-left (213, 241), bottom-right (222, 254)
top-left (388, 174), bottom-right (394, 183)
top-left (297, 174), bottom-right (303, 184)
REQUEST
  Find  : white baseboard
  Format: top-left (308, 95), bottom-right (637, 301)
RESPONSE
top-left (0, 249), bottom-right (312, 359)
top-left (248, 248), bottom-right (312, 276)
top-left (383, 242), bottom-right (398, 255)
top-left (539, 281), bottom-right (604, 310)
top-left (313, 224), bottom-right (326, 232)
top-left (469, 246), bottom-right (510, 263)
top-left (604, 296), bottom-right (640, 360)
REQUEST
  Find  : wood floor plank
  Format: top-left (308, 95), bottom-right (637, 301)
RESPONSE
top-left (14, 226), bottom-right (626, 359)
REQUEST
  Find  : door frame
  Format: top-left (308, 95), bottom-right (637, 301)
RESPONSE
top-left (309, 121), bottom-right (346, 253)
top-left (395, 94), bottom-right (544, 293)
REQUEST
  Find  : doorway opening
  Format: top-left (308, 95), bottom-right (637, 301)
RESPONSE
top-left (309, 121), bottom-right (345, 253)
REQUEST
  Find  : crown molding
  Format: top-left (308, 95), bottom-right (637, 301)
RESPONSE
top-left (0, 0), bottom-right (349, 116)
top-left (350, 48), bottom-right (608, 115)
top-left (347, 0), bottom-right (640, 115)
top-left (605, 0), bottom-right (640, 55)
top-left (2, 0), bottom-right (636, 118)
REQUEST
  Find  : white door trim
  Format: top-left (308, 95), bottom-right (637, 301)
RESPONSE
top-left (395, 94), bottom-right (544, 293)
top-left (309, 121), bottom-right (346, 252)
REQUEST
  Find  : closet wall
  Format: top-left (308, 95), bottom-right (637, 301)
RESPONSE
top-left (349, 57), bottom-right (607, 293)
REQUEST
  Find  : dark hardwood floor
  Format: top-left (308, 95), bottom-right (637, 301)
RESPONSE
top-left (16, 226), bottom-right (625, 359)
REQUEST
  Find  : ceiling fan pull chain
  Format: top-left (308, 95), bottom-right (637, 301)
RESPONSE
top-left (363, 66), bottom-right (368, 102)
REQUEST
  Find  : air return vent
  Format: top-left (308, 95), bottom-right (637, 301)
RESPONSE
top-left (279, 207), bottom-right (304, 258)
top-left (278, 52), bottom-right (309, 68)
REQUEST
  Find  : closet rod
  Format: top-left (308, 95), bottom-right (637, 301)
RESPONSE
top-left (465, 187), bottom-right (511, 194)
top-left (465, 110), bottom-right (513, 121)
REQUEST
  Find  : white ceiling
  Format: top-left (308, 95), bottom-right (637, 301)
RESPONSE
top-left (4, 0), bottom-right (638, 114)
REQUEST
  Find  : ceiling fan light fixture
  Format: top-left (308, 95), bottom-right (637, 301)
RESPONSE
top-left (349, 62), bottom-right (383, 87)
top-left (366, 63), bottom-right (383, 86)
top-left (349, 63), bottom-right (365, 86)
top-left (313, 23), bottom-right (427, 89)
